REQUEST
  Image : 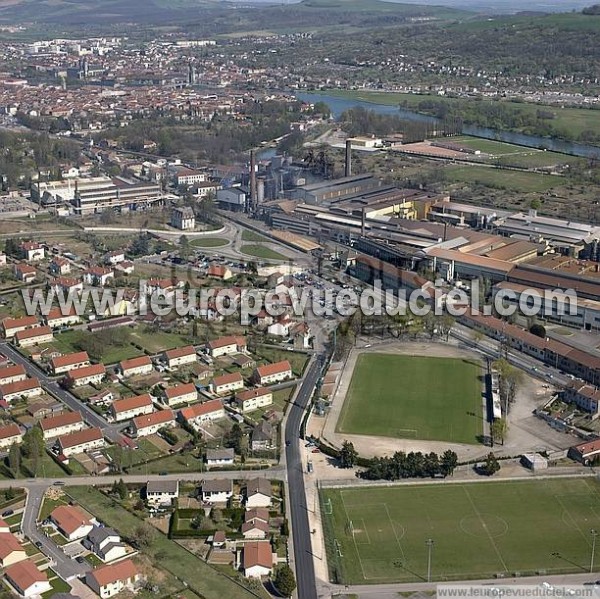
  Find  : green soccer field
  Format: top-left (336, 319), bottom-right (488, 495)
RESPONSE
top-left (336, 354), bottom-right (483, 444)
top-left (321, 478), bottom-right (600, 584)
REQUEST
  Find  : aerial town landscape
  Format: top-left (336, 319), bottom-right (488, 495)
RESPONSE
top-left (1, 0), bottom-right (600, 598)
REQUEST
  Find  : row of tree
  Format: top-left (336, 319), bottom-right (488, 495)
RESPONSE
top-left (357, 449), bottom-right (458, 481)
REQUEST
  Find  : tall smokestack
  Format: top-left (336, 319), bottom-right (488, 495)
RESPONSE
top-left (250, 150), bottom-right (257, 212)
top-left (361, 208), bottom-right (366, 236)
top-left (345, 140), bottom-right (352, 177)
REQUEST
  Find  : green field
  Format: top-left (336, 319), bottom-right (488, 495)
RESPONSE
top-left (240, 244), bottom-right (288, 261)
top-left (445, 165), bottom-right (560, 192)
top-left (241, 229), bottom-right (271, 242)
top-left (336, 354), bottom-right (482, 444)
top-left (321, 478), bottom-right (600, 584)
top-left (190, 237), bottom-right (229, 248)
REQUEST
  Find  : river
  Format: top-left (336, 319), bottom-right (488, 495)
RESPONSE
top-left (295, 92), bottom-right (600, 159)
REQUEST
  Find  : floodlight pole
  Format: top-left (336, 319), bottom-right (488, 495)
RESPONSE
top-left (426, 538), bottom-right (434, 582)
top-left (591, 529), bottom-right (598, 574)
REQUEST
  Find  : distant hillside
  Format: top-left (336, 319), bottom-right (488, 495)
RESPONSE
top-left (0, 0), bottom-right (469, 25)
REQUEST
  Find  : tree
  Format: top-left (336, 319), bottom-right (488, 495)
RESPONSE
top-left (226, 423), bottom-right (244, 454)
top-left (8, 443), bottom-right (20, 476)
top-left (179, 235), bottom-right (191, 261)
top-left (115, 479), bottom-right (128, 500)
top-left (211, 507), bottom-right (223, 524)
top-left (490, 418), bottom-right (508, 446)
top-left (439, 313), bottom-right (455, 342)
top-left (274, 564), bottom-right (297, 597)
top-left (339, 441), bottom-right (358, 469)
top-left (191, 513), bottom-right (204, 530)
top-left (440, 450), bottom-right (458, 477)
top-left (483, 452), bottom-right (501, 476)
top-left (529, 323), bottom-right (546, 338)
top-left (131, 523), bottom-right (156, 548)
top-left (22, 427), bottom-right (44, 459)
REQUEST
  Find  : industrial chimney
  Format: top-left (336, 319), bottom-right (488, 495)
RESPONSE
top-left (345, 139), bottom-right (352, 177)
top-left (250, 150), bottom-right (257, 212)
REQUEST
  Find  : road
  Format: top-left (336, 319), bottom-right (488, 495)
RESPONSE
top-left (20, 483), bottom-right (91, 579)
top-left (0, 342), bottom-right (124, 443)
top-left (284, 355), bottom-right (324, 599)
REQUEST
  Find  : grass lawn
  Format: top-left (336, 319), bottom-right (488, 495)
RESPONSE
top-left (190, 237), bottom-right (229, 248)
top-left (42, 570), bottom-right (71, 598)
top-left (53, 330), bottom-right (143, 364)
top-left (445, 165), bottom-right (560, 193)
top-left (255, 346), bottom-right (309, 377)
top-left (336, 354), bottom-right (483, 444)
top-left (130, 329), bottom-right (192, 354)
top-left (321, 478), bottom-right (600, 584)
top-left (240, 244), bottom-right (288, 261)
top-left (65, 486), bottom-right (259, 599)
top-left (241, 229), bottom-right (271, 242)
top-left (125, 452), bottom-right (203, 475)
top-left (39, 496), bottom-right (69, 521)
top-left (21, 454), bottom-right (68, 480)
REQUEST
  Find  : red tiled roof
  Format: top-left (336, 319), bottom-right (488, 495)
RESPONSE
top-left (212, 372), bottom-right (243, 387)
top-left (236, 387), bottom-right (271, 402)
top-left (112, 394), bottom-right (152, 413)
top-left (133, 409), bottom-right (174, 430)
top-left (67, 363), bottom-right (106, 381)
top-left (0, 364), bottom-right (26, 380)
top-left (243, 541), bottom-right (273, 570)
top-left (88, 558), bottom-right (138, 588)
top-left (5, 559), bottom-right (46, 591)
top-left (164, 345), bottom-right (196, 360)
top-left (0, 423), bottom-right (21, 441)
top-left (15, 325), bottom-right (52, 342)
top-left (180, 399), bottom-right (223, 420)
top-left (255, 360), bottom-right (291, 378)
top-left (39, 411), bottom-right (82, 432)
top-left (50, 505), bottom-right (90, 536)
top-left (0, 533), bottom-right (24, 559)
top-left (120, 356), bottom-right (152, 371)
top-left (50, 351), bottom-right (89, 369)
top-left (165, 382), bottom-right (196, 399)
top-left (0, 378), bottom-right (41, 397)
top-left (58, 427), bottom-right (103, 449)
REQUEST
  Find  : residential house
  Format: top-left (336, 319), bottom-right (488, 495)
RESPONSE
top-left (292, 322), bottom-right (312, 349)
top-left (66, 363), bottom-right (106, 387)
top-left (50, 505), bottom-right (93, 541)
top-left (245, 478), bottom-right (272, 508)
top-left (104, 251), bottom-right (126, 266)
top-left (119, 356), bottom-right (153, 378)
top-left (50, 351), bottom-right (90, 375)
top-left (39, 411), bottom-right (84, 440)
top-left (199, 479), bottom-right (233, 504)
top-left (110, 394), bottom-right (153, 423)
top-left (233, 354), bottom-right (255, 369)
top-left (1, 316), bottom-right (40, 339)
top-left (163, 382), bottom-right (197, 407)
top-left (15, 325), bottom-right (54, 347)
top-left (83, 527), bottom-right (127, 563)
top-left (0, 424), bottom-right (23, 450)
top-left (52, 277), bottom-right (83, 296)
top-left (171, 206), bottom-right (195, 230)
top-left (56, 427), bottom-right (105, 457)
top-left (0, 252), bottom-right (6, 267)
top-left (241, 517), bottom-right (270, 540)
top-left (4, 560), bottom-right (52, 598)
top-left (83, 267), bottom-right (114, 287)
top-left (49, 257), bottom-right (71, 276)
top-left (0, 518), bottom-right (9, 533)
top-left (0, 378), bottom-right (42, 402)
top-left (568, 439), bottom-right (600, 465)
top-left (205, 448), bottom-right (235, 468)
top-left (146, 480), bottom-right (179, 507)
top-left (206, 335), bottom-right (247, 358)
top-left (85, 559), bottom-right (140, 599)
top-left (178, 399), bottom-right (225, 430)
top-left (564, 380), bottom-right (600, 416)
top-left (174, 167), bottom-right (206, 187)
top-left (20, 241), bottom-right (45, 262)
top-left (163, 346), bottom-right (196, 369)
top-left (13, 263), bottom-right (36, 283)
top-left (114, 260), bottom-right (135, 275)
top-left (210, 372), bottom-right (244, 395)
top-left (0, 533), bottom-right (27, 567)
top-left (255, 310), bottom-right (274, 328)
top-left (242, 541), bottom-right (274, 578)
top-left (207, 264), bottom-right (233, 281)
top-left (132, 409), bottom-right (175, 437)
top-left (88, 389), bottom-right (114, 407)
top-left (252, 361), bottom-right (292, 386)
top-left (45, 307), bottom-right (81, 329)
top-left (0, 364), bottom-right (27, 386)
top-left (251, 421), bottom-right (274, 451)
top-left (267, 316), bottom-right (293, 337)
top-left (235, 387), bottom-right (273, 413)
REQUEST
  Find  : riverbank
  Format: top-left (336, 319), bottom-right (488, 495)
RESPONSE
top-left (296, 90), bottom-right (600, 158)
